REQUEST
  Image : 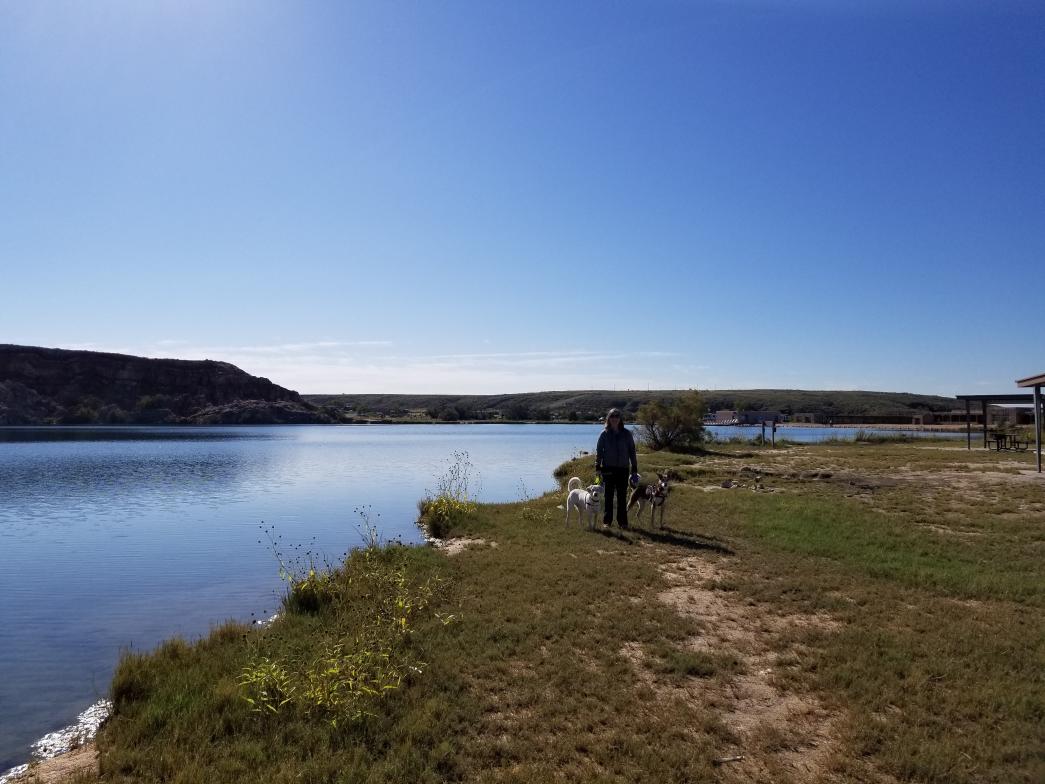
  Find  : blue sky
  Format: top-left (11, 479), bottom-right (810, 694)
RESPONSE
top-left (1, 1), bottom-right (1042, 394)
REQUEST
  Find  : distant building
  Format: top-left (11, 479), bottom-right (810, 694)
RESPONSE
top-left (829, 413), bottom-right (936, 426)
top-left (737, 410), bottom-right (785, 424)
top-left (933, 407), bottom-right (1033, 426)
top-left (710, 409), bottom-right (785, 425)
top-left (792, 412), bottom-right (825, 424)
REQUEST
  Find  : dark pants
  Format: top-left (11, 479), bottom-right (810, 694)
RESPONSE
top-left (601, 467), bottom-right (630, 527)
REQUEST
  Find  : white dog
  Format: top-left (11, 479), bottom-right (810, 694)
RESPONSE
top-left (565, 476), bottom-right (602, 529)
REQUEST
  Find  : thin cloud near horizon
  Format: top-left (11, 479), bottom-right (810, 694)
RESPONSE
top-left (42, 341), bottom-right (706, 395)
top-left (30, 340), bottom-right (986, 397)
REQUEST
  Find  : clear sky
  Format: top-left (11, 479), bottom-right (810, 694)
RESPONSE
top-left (1, 1), bottom-right (1042, 395)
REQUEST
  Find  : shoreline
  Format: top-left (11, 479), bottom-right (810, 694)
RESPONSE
top-left (0, 745), bottom-right (98, 784)
top-left (7, 440), bottom-right (1038, 780)
top-left (0, 419), bottom-right (971, 777)
top-left (760, 424), bottom-right (969, 436)
top-left (1, 513), bottom-right (446, 783)
top-left (2, 420), bottom-right (975, 430)
top-left (0, 702), bottom-right (110, 784)
top-left (0, 430), bottom-right (998, 780)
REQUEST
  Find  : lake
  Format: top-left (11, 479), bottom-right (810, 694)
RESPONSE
top-left (0, 423), bottom-right (966, 771)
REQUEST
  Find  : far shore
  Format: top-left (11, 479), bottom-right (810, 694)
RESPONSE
top-left (0, 420), bottom-right (982, 430)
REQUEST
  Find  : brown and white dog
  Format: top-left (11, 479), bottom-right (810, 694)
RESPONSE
top-left (627, 472), bottom-right (670, 527)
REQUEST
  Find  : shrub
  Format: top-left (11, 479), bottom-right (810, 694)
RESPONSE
top-left (418, 495), bottom-right (475, 539)
top-left (286, 568), bottom-right (337, 614)
top-left (636, 390), bottom-right (706, 451)
top-left (241, 540), bottom-right (438, 726)
top-left (417, 451), bottom-right (480, 539)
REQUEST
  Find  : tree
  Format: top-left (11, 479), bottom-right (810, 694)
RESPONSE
top-left (505, 403), bottom-right (530, 421)
top-left (636, 391), bottom-right (705, 451)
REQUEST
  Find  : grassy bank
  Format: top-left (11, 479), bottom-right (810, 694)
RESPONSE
top-left (73, 442), bottom-right (1042, 783)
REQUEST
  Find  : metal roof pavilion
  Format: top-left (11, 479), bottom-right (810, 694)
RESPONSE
top-left (954, 394), bottom-right (1034, 454)
top-left (954, 375), bottom-right (1043, 472)
top-left (1015, 373), bottom-right (1044, 473)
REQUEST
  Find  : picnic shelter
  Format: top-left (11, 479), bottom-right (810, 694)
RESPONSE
top-left (1016, 372), bottom-right (1044, 473)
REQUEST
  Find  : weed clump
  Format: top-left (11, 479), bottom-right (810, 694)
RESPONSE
top-left (417, 450), bottom-right (480, 539)
top-left (106, 516), bottom-right (450, 781)
top-left (240, 527), bottom-right (439, 726)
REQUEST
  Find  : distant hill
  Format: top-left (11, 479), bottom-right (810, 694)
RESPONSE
top-left (1, 344), bottom-right (960, 426)
top-left (0, 344), bottom-right (336, 425)
top-left (304, 389), bottom-right (960, 422)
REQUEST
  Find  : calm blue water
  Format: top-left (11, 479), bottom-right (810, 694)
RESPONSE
top-left (0, 422), bottom-right (965, 769)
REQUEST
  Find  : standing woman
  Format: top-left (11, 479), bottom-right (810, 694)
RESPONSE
top-left (595, 408), bottom-right (639, 528)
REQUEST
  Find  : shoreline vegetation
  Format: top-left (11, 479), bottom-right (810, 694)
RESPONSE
top-left (2, 411), bottom-right (977, 432)
top-left (11, 439), bottom-right (1042, 783)
top-left (2, 420), bottom-right (978, 432)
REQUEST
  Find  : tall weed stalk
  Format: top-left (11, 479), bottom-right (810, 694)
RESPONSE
top-left (417, 450), bottom-right (480, 539)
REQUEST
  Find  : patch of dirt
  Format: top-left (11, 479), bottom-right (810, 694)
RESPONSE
top-left (920, 523), bottom-right (984, 539)
top-left (912, 445), bottom-right (979, 452)
top-left (431, 537), bottom-right (493, 556)
top-left (688, 445), bottom-right (1044, 519)
top-left (9, 744), bottom-right (98, 783)
top-left (635, 557), bottom-right (844, 783)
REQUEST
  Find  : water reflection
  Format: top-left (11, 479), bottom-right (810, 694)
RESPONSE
top-left (0, 426), bottom-right (286, 443)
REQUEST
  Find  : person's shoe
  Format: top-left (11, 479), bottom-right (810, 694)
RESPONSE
top-left (618, 520), bottom-right (629, 529)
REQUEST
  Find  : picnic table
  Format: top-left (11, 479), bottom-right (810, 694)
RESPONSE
top-left (988, 432), bottom-right (1029, 452)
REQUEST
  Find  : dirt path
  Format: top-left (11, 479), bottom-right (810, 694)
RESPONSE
top-left (636, 553), bottom-right (848, 783)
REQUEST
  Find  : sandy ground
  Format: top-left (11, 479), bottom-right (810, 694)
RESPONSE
top-left (620, 554), bottom-right (854, 783)
top-left (431, 536), bottom-right (495, 556)
top-left (7, 744), bottom-right (97, 784)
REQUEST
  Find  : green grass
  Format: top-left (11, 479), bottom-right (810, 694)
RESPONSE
top-left (86, 441), bottom-right (1044, 783)
top-left (718, 492), bottom-right (1042, 602)
top-left (101, 545), bottom-right (457, 783)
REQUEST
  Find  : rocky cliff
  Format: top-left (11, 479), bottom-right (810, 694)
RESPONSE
top-left (0, 345), bottom-right (336, 425)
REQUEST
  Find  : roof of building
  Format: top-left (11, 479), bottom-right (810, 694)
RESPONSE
top-left (1016, 373), bottom-right (1045, 388)
top-left (955, 394), bottom-right (1034, 404)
